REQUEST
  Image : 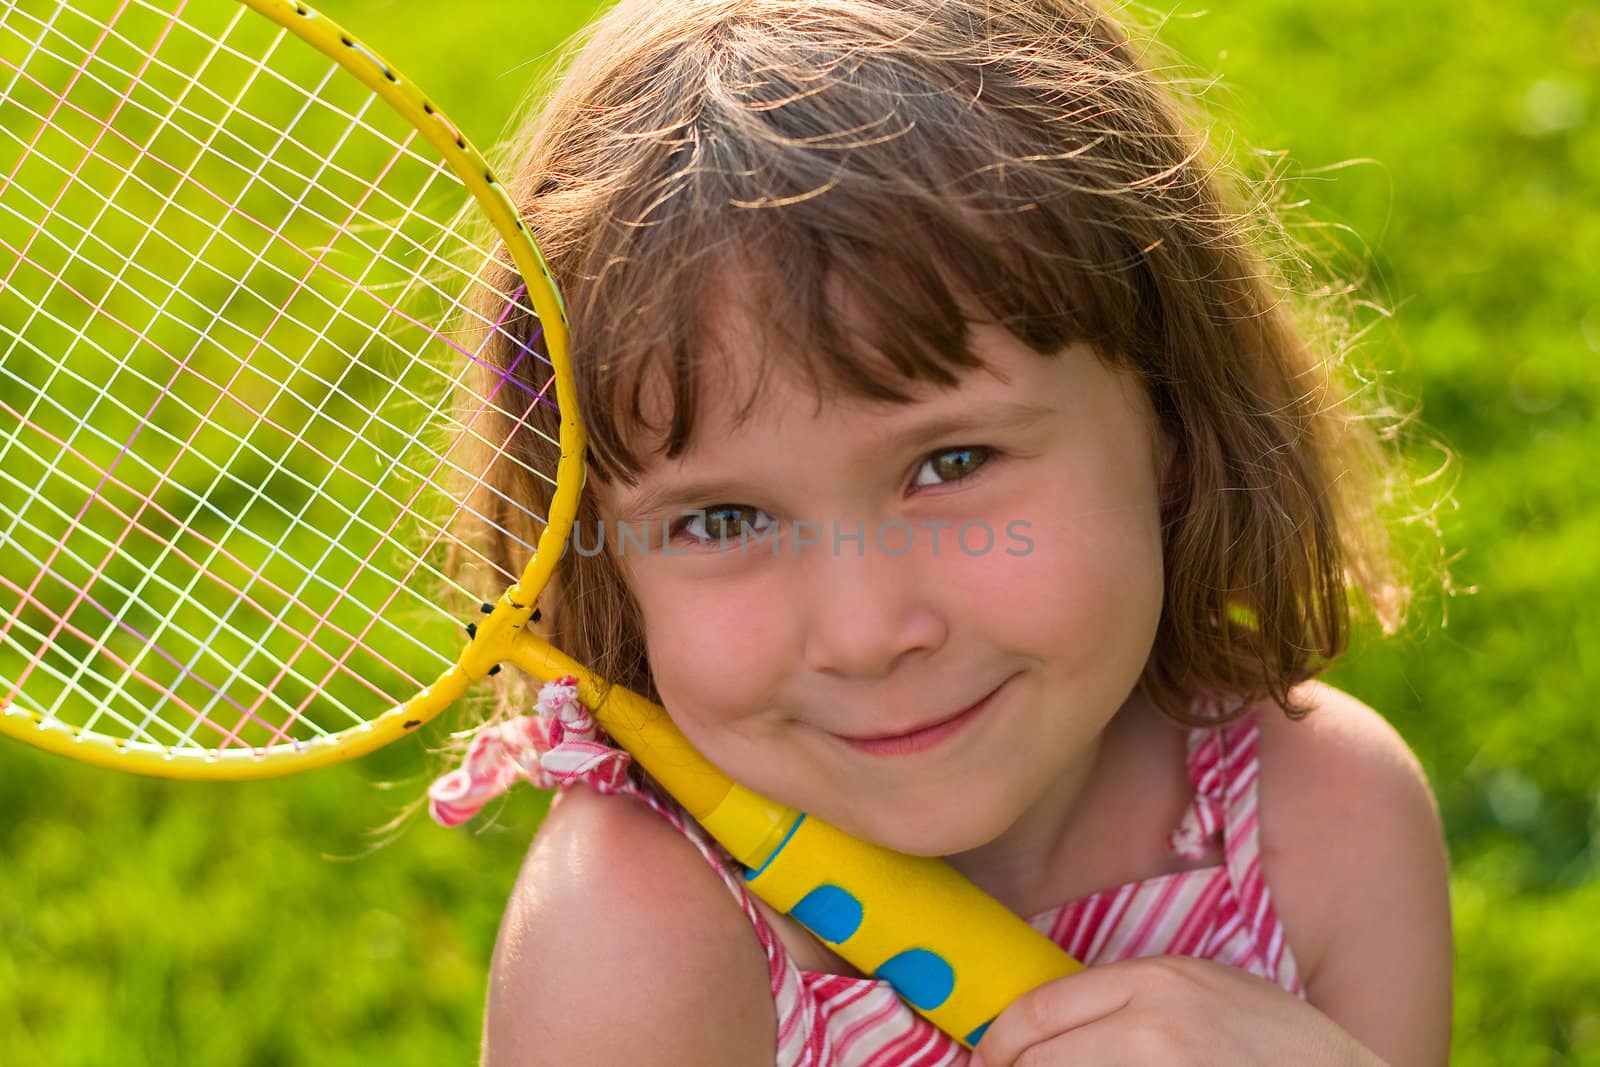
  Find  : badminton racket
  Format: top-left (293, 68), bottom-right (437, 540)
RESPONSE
top-left (0, 0), bottom-right (1079, 1045)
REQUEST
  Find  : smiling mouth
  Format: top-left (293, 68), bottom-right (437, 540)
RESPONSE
top-left (832, 678), bottom-right (1010, 757)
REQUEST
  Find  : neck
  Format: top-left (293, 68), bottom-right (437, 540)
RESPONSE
top-left (939, 729), bottom-right (1108, 919)
top-left (938, 685), bottom-right (1170, 918)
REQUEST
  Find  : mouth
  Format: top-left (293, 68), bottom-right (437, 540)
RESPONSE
top-left (833, 678), bottom-right (1010, 758)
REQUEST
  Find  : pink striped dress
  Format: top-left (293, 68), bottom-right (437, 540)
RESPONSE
top-left (569, 710), bottom-right (1306, 1066)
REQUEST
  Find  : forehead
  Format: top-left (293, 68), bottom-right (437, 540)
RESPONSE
top-left (596, 323), bottom-right (1160, 530)
top-left (622, 266), bottom-right (1000, 446)
top-left (573, 222), bottom-right (1122, 492)
top-left (626, 289), bottom-right (954, 455)
top-left (630, 314), bottom-right (1118, 474)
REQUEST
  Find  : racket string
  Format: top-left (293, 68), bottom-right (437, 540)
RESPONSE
top-left (0, 22), bottom-right (556, 415)
top-left (0, 171), bottom-right (562, 538)
top-left (13, 0), bottom-right (314, 735)
top-left (6, 0), bottom-right (516, 283)
top-left (2, 0), bottom-right (558, 457)
top-left (0, 0), bottom-right (570, 753)
top-left (0, 412), bottom-right (432, 742)
top-left (2, 3), bottom-right (561, 509)
top-left (3, 65), bottom-right (431, 731)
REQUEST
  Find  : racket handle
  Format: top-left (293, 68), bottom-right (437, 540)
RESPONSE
top-left (740, 812), bottom-right (1081, 1048)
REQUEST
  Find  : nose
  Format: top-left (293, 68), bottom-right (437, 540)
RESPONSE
top-left (799, 529), bottom-right (948, 678)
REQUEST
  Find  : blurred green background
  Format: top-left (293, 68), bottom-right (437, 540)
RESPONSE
top-left (2, 0), bottom-right (1596, 1062)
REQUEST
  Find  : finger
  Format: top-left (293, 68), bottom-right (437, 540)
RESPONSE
top-left (972, 966), bottom-right (1138, 1067)
top-left (976, 1028), bottom-right (1132, 1067)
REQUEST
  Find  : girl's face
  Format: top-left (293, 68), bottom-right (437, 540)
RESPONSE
top-left (599, 313), bottom-right (1173, 858)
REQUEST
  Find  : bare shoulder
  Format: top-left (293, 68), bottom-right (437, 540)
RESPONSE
top-left (483, 786), bottom-right (777, 1067)
top-left (1253, 681), bottom-right (1454, 1066)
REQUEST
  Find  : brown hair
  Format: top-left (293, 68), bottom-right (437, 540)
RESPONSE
top-left (463, 0), bottom-right (1425, 728)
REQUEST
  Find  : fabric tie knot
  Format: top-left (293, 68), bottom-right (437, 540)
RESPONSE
top-left (1166, 790), bottom-right (1227, 861)
top-left (428, 675), bottom-right (633, 827)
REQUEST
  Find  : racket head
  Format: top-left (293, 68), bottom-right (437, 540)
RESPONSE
top-left (0, 0), bottom-right (583, 777)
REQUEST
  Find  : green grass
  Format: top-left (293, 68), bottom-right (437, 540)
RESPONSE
top-left (3, 0), bottom-right (1596, 1062)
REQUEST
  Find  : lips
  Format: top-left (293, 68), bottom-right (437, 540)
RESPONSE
top-left (832, 678), bottom-right (1009, 757)
top-left (843, 697), bottom-right (988, 742)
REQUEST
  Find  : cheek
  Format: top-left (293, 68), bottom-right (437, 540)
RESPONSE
top-left (634, 569), bottom-right (797, 733)
top-left (957, 532), bottom-right (1157, 637)
top-left (968, 473), bottom-right (1166, 666)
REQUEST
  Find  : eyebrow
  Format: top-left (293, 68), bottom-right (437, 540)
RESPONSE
top-left (612, 397), bottom-right (1057, 520)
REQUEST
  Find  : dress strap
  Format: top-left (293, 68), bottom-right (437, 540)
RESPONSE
top-left (1165, 696), bottom-right (1247, 861)
top-left (1166, 702), bottom-right (1303, 993)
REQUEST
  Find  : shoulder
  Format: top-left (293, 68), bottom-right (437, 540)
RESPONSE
top-left (1251, 681), bottom-right (1453, 1065)
top-left (1251, 681), bottom-right (1442, 855)
top-left (483, 786), bottom-right (778, 1067)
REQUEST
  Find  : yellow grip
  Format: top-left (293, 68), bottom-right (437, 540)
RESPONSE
top-left (743, 812), bottom-right (1082, 1048)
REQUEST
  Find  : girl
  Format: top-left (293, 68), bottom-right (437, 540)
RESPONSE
top-left (435, 0), bottom-right (1454, 1062)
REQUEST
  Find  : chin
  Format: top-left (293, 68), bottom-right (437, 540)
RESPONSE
top-left (842, 805), bottom-right (1002, 859)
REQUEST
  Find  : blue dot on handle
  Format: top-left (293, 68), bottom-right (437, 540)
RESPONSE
top-left (789, 884), bottom-right (863, 943)
top-left (965, 1020), bottom-right (993, 1047)
top-left (874, 948), bottom-right (955, 1010)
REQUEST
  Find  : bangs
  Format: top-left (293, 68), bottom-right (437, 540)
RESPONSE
top-left (574, 203), bottom-right (1081, 485)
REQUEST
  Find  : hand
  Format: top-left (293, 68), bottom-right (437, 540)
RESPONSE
top-left (969, 956), bottom-right (1388, 1067)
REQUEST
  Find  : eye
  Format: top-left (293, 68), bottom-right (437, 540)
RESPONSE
top-left (678, 505), bottom-right (775, 545)
top-left (912, 445), bottom-right (992, 488)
